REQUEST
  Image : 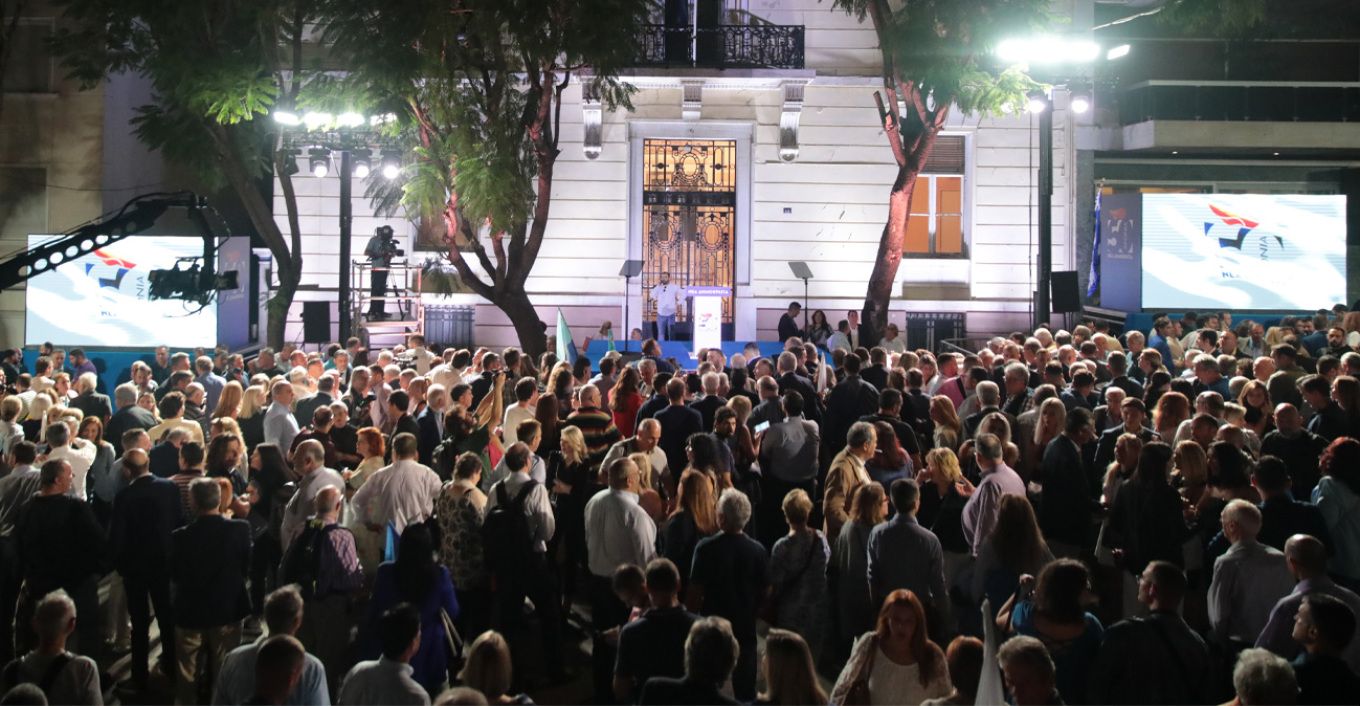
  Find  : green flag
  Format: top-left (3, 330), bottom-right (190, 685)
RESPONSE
top-left (556, 308), bottom-right (578, 364)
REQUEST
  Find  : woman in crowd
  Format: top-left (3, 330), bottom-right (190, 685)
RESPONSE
top-left (1152, 391), bottom-right (1191, 444)
top-left (607, 367), bottom-right (644, 437)
top-left (533, 394), bottom-right (562, 458)
top-left (77, 416), bottom-right (115, 510)
top-left (213, 380), bottom-right (243, 423)
top-left (363, 522), bottom-right (461, 695)
top-left (1142, 369), bottom-right (1173, 411)
top-left (725, 396), bottom-right (759, 470)
top-left (999, 559), bottom-right (1104, 704)
top-left (246, 443), bottom-right (293, 613)
top-left (960, 412), bottom-right (1021, 479)
top-left (825, 422), bottom-right (877, 556)
top-left (757, 629), bottom-right (828, 706)
top-left (1238, 379), bottom-right (1272, 426)
top-left (929, 396), bottom-right (962, 454)
top-left (458, 631), bottom-right (532, 705)
top-left (970, 494), bottom-right (1053, 623)
top-left (549, 426), bottom-right (599, 605)
top-left (1028, 398), bottom-right (1066, 479)
top-left (836, 482), bottom-right (887, 644)
top-left (921, 637), bottom-right (984, 706)
top-left (767, 489), bottom-right (829, 651)
top-left (629, 451), bottom-right (665, 523)
top-left (437, 452), bottom-right (491, 638)
top-left (831, 589), bottom-right (951, 705)
top-left (1095, 433), bottom-right (1142, 577)
top-left (206, 432), bottom-right (248, 498)
top-left (664, 469), bottom-right (717, 588)
top-left (1314, 437), bottom-right (1360, 591)
top-left (237, 384), bottom-right (268, 452)
top-left (914, 448), bottom-right (971, 581)
top-left (344, 427), bottom-right (388, 572)
top-left (1331, 375), bottom-right (1360, 439)
top-left (685, 431), bottom-right (731, 490)
top-left (1106, 441), bottom-right (1192, 619)
top-left (546, 362), bottom-right (575, 421)
top-left (805, 310), bottom-right (833, 349)
top-left (866, 421), bottom-right (912, 492)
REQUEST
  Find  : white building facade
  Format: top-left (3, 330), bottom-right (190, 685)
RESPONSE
top-left (274, 0), bottom-right (1087, 350)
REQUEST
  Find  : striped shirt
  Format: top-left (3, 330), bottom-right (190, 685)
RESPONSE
top-left (566, 407), bottom-right (622, 468)
top-left (169, 469), bottom-right (206, 524)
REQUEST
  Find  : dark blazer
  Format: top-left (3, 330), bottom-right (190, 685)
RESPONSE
top-left (776, 372), bottom-right (822, 425)
top-left (1092, 425), bottom-right (1159, 472)
top-left (825, 375), bottom-right (879, 450)
top-left (71, 391), bottom-right (112, 423)
top-left (109, 474), bottom-right (183, 576)
top-left (468, 372), bottom-right (496, 410)
top-left (148, 441), bottom-right (182, 479)
top-left (861, 363), bottom-right (889, 392)
top-left (654, 405), bottom-right (704, 480)
top-left (105, 405), bottom-right (158, 455)
top-left (169, 514), bottom-right (252, 628)
top-left (688, 395), bottom-right (728, 433)
top-left (416, 406), bottom-right (443, 466)
top-left (746, 397), bottom-right (784, 432)
top-left (392, 413), bottom-right (421, 448)
top-left (1039, 435), bottom-right (1100, 548)
top-left (293, 391), bottom-right (334, 428)
top-left (963, 405), bottom-right (1018, 442)
top-left (1108, 375), bottom-right (1145, 402)
top-left (777, 314), bottom-right (801, 343)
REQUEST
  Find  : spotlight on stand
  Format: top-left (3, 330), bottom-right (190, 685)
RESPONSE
top-left (309, 148), bottom-right (332, 178)
top-left (1026, 90), bottom-right (1048, 113)
top-left (380, 150), bottom-right (402, 179)
top-left (1070, 92), bottom-right (1091, 114)
top-left (352, 149), bottom-right (372, 179)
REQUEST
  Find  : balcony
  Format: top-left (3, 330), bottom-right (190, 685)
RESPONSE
top-left (1116, 81), bottom-right (1360, 125)
top-left (633, 24), bottom-right (805, 70)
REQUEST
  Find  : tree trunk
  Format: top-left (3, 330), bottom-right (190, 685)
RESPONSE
top-left (863, 165), bottom-right (919, 340)
top-left (498, 287), bottom-right (547, 358)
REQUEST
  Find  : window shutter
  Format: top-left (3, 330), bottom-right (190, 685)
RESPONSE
top-left (924, 135), bottom-right (965, 174)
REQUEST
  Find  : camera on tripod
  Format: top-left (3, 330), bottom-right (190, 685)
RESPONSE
top-left (374, 225), bottom-right (405, 258)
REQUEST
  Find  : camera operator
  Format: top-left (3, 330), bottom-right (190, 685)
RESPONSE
top-left (364, 225), bottom-right (401, 320)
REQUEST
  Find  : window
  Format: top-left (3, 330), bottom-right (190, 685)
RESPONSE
top-left (4, 22), bottom-right (54, 93)
top-left (903, 135), bottom-right (966, 257)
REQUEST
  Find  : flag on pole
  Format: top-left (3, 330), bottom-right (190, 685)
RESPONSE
top-left (556, 308), bottom-right (579, 365)
top-left (977, 598), bottom-right (1005, 705)
top-left (1087, 189), bottom-right (1102, 297)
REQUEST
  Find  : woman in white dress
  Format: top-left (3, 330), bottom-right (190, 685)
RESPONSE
top-left (831, 589), bottom-right (951, 705)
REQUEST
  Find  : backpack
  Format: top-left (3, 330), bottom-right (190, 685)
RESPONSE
top-left (432, 438), bottom-right (462, 482)
top-left (480, 480), bottom-right (538, 574)
top-left (0, 653), bottom-right (74, 696)
top-left (279, 519), bottom-right (346, 600)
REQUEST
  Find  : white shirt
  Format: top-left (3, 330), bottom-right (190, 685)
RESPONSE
top-left (584, 487), bottom-right (657, 578)
top-left (350, 459), bottom-right (444, 536)
top-left (487, 470), bottom-right (555, 554)
top-left (338, 657), bottom-right (430, 706)
top-left (1208, 539), bottom-right (1297, 646)
top-left (650, 283), bottom-right (685, 317)
top-left (49, 441), bottom-right (98, 501)
top-left (148, 417), bottom-right (205, 446)
top-left (827, 331), bottom-right (852, 352)
top-left (879, 336), bottom-right (907, 354)
top-left (429, 364), bottom-right (461, 391)
top-left (280, 467), bottom-right (346, 552)
top-left (264, 401), bottom-right (301, 452)
top-left (407, 347), bottom-right (438, 376)
top-left (502, 404), bottom-right (536, 447)
top-left (483, 453), bottom-right (546, 491)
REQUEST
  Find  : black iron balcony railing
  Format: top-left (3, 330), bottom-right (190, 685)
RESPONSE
top-left (1116, 80), bottom-right (1360, 124)
top-left (635, 24), bottom-right (805, 70)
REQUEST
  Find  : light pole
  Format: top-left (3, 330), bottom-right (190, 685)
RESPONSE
top-left (995, 37), bottom-right (1120, 330)
top-left (273, 109), bottom-right (402, 340)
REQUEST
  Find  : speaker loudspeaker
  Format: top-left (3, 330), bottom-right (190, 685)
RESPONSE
top-left (302, 301), bottom-right (331, 343)
top-left (1051, 271), bottom-right (1082, 314)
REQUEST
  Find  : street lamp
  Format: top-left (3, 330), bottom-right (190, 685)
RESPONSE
top-left (272, 110), bottom-right (403, 340)
top-left (997, 37), bottom-right (1121, 329)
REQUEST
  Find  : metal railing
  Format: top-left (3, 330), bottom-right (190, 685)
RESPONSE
top-left (1115, 80), bottom-right (1360, 124)
top-left (634, 24), bottom-right (805, 70)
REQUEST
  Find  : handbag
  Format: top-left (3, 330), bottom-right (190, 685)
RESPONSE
top-left (842, 635), bottom-right (877, 706)
top-left (440, 606), bottom-right (465, 675)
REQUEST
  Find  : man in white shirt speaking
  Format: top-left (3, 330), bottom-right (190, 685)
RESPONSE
top-left (649, 271), bottom-right (685, 342)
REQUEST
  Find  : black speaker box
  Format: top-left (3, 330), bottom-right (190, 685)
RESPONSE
top-left (302, 301), bottom-right (331, 343)
top-left (1051, 271), bottom-right (1082, 314)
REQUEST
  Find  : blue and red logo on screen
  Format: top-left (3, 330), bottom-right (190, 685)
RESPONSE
top-left (84, 249), bottom-right (136, 290)
top-left (1205, 204), bottom-right (1282, 252)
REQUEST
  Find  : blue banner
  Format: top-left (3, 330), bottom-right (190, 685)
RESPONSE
top-left (1098, 193), bottom-right (1142, 312)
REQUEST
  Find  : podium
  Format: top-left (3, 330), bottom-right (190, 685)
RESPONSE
top-left (688, 286), bottom-right (730, 352)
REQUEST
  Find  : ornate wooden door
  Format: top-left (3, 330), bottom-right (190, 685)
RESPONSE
top-left (641, 139), bottom-right (737, 331)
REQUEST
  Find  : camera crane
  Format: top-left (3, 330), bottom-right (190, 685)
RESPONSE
top-left (0, 192), bottom-right (238, 304)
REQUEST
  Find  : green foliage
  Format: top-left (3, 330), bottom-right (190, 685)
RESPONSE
top-left (1157, 0), bottom-right (1268, 35)
top-left (827, 0), bottom-right (1053, 120)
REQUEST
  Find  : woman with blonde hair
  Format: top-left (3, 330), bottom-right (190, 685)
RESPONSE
top-left (1152, 391), bottom-right (1191, 442)
top-left (929, 396), bottom-right (963, 453)
top-left (237, 384), bottom-right (268, 452)
top-left (768, 489), bottom-right (829, 647)
top-left (915, 447), bottom-right (973, 583)
top-left (1238, 379), bottom-right (1274, 438)
top-left (836, 482), bottom-right (888, 642)
top-left (628, 451), bottom-right (665, 522)
top-left (213, 380), bottom-right (244, 421)
top-left (831, 589), bottom-right (951, 705)
top-left (1026, 398), bottom-right (1066, 476)
top-left (759, 629), bottom-right (828, 705)
top-left (664, 469), bottom-right (718, 591)
top-left (724, 396), bottom-right (759, 473)
top-left (548, 425), bottom-right (596, 603)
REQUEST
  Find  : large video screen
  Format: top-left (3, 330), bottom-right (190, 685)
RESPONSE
top-left (25, 235), bottom-right (219, 348)
top-left (1141, 194), bottom-right (1347, 311)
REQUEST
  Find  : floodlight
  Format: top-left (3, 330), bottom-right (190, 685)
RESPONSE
top-left (1107, 44), bottom-right (1130, 60)
top-left (337, 112), bottom-right (365, 128)
top-left (302, 112), bottom-right (333, 128)
top-left (380, 150), bottom-right (402, 179)
top-left (309, 148), bottom-right (331, 178)
top-left (1070, 94), bottom-right (1091, 114)
top-left (352, 149), bottom-right (372, 178)
top-left (273, 110), bottom-right (301, 126)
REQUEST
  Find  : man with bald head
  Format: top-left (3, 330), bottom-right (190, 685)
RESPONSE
top-left (567, 383), bottom-right (622, 470)
top-left (109, 446), bottom-right (182, 692)
top-left (602, 418), bottom-right (669, 490)
top-left (1261, 403), bottom-right (1329, 499)
top-left (291, 485), bottom-right (363, 695)
top-left (1256, 534), bottom-right (1360, 673)
top-left (279, 440), bottom-right (344, 552)
top-left (775, 351), bottom-right (822, 425)
top-left (265, 380), bottom-right (300, 455)
top-left (651, 378), bottom-right (703, 481)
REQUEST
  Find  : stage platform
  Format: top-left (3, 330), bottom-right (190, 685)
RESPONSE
top-left (579, 340), bottom-right (789, 373)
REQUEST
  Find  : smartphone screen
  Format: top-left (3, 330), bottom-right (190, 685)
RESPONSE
top-left (754, 420), bottom-right (771, 434)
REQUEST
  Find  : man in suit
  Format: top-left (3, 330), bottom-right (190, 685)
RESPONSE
top-left (776, 302), bottom-right (802, 343)
top-left (169, 477), bottom-right (252, 706)
top-left (962, 381), bottom-right (1017, 442)
top-left (416, 383), bottom-right (449, 466)
top-left (688, 372), bottom-right (728, 432)
top-left (109, 448), bottom-right (182, 693)
top-left (293, 374), bottom-right (336, 429)
top-left (1059, 370), bottom-right (1100, 413)
top-left (1039, 407), bottom-right (1099, 558)
top-left (386, 390), bottom-right (420, 450)
top-left (1105, 351), bottom-right (1144, 401)
top-left (775, 351), bottom-right (822, 426)
top-left (105, 383), bottom-right (158, 456)
top-left (825, 354), bottom-right (878, 451)
top-left (1093, 398), bottom-right (1159, 471)
top-left (468, 352), bottom-right (502, 409)
top-left (70, 373), bottom-right (112, 426)
top-left (861, 347), bottom-right (890, 391)
top-left (654, 379), bottom-right (703, 481)
top-left (859, 388), bottom-right (923, 470)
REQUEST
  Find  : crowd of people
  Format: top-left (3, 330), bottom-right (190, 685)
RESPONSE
top-left (0, 305), bottom-right (1357, 705)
